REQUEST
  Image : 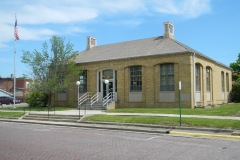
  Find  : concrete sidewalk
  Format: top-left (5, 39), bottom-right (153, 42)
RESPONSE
top-left (104, 112), bottom-right (240, 120)
top-left (1, 106), bottom-right (240, 121)
top-left (0, 114), bottom-right (240, 140)
top-left (25, 109), bottom-right (240, 121)
top-left (1, 109), bottom-right (240, 140)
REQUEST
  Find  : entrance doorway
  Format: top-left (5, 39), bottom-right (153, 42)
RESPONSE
top-left (103, 81), bottom-right (113, 98)
top-left (98, 69), bottom-right (117, 100)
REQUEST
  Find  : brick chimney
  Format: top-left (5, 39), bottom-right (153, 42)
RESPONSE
top-left (163, 21), bottom-right (174, 39)
top-left (86, 36), bottom-right (96, 50)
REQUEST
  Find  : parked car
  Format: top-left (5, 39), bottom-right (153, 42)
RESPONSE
top-left (0, 96), bottom-right (21, 105)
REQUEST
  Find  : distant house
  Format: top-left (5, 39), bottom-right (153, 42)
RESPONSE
top-left (0, 78), bottom-right (31, 102)
top-left (55, 21), bottom-right (232, 109)
top-left (0, 89), bottom-right (13, 97)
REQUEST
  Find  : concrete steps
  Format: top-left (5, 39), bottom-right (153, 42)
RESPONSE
top-left (23, 113), bottom-right (81, 123)
top-left (83, 102), bottom-right (106, 110)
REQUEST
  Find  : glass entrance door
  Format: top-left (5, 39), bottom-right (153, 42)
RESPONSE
top-left (103, 81), bottom-right (113, 98)
top-left (98, 69), bottom-right (116, 101)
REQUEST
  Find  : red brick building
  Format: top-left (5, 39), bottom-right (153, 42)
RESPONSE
top-left (0, 78), bottom-right (31, 102)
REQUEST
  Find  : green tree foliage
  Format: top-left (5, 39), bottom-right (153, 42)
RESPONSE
top-left (230, 53), bottom-right (240, 102)
top-left (231, 80), bottom-right (240, 102)
top-left (21, 36), bottom-right (79, 106)
top-left (230, 53), bottom-right (240, 81)
top-left (25, 90), bottom-right (48, 107)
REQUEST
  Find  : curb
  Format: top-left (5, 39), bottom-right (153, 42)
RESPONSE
top-left (0, 119), bottom-right (170, 134)
top-left (0, 118), bottom-right (240, 140)
top-left (170, 131), bottom-right (240, 140)
top-left (79, 121), bottom-right (236, 133)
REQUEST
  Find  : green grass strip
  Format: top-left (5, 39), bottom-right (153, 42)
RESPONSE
top-left (0, 112), bottom-right (25, 117)
top-left (84, 115), bottom-right (240, 129)
top-left (107, 103), bottom-right (240, 117)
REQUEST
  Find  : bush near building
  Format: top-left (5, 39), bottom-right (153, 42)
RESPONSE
top-left (25, 90), bottom-right (48, 107)
top-left (231, 80), bottom-right (240, 102)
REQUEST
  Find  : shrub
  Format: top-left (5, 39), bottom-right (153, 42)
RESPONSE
top-left (231, 80), bottom-right (240, 102)
top-left (26, 91), bottom-right (48, 107)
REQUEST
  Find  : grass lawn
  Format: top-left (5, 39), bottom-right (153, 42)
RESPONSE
top-left (84, 115), bottom-right (240, 129)
top-left (107, 103), bottom-right (240, 117)
top-left (0, 112), bottom-right (25, 118)
top-left (0, 106), bottom-right (72, 112)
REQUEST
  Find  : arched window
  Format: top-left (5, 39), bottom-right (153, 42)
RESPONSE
top-left (160, 63), bottom-right (174, 91)
top-left (221, 71), bottom-right (225, 92)
top-left (129, 66), bottom-right (142, 92)
top-left (206, 67), bottom-right (211, 92)
top-left (79, 70), bottom-right (87, 92)
top-left (195, 64), bottom-right (201, 91)
top-left (226, 73), bottom-right (229, 92)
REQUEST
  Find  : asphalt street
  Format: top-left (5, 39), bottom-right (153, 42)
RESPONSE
top-left (0, 122), bottom-right (239, 160)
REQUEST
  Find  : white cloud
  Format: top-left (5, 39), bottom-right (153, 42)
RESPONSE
top-left (0, 0), bottom-right (212, 48)
top-left (20, 4), bottom-right (98, 24)
top-left (150, 0), bottom-right (211, 18)
top-left (96, 0), bottom-right (146, 13)
top-left (182, 0), bottom-right (211, 18)
top-left (0, 24), bottom-right (13, 42)
top-left (104, 19), bottom-right (143, 28)
top-left (0, 23), bottom-right (16, 49)
top-left (66, 26), bottom-right (87, 35)
top-left (0, 43), bottom-right (8, 48)
top-left (0, 24), bottom-right (57, 48)
top-left (19, 27), bottom-right (58, 40)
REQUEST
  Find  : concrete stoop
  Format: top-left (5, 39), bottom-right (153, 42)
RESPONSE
top-left (22, 113), bottom-right (81, 123)
top-left (85, 102), bottom-right (106, 110)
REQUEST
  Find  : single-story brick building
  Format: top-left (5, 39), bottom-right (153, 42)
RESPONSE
top-left (55, 21), bottom-right (232, 109)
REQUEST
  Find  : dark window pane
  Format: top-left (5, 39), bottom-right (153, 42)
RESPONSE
top-left (79, 70), bottom-right (87, 92)
top-left (195, 64), bottom-right (201, 91)
top-left (160, 63), bottom-right (174, 91)
top-left (130, 66), bottom-right (142, 92)
top-left (221, 71), bottom-right (225, 92)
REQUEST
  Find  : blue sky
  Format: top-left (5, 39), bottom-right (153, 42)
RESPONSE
top-left (0, 0), bottom-right (239, 78)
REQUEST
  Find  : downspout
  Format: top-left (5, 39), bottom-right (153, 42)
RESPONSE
top-left (192, 52), bottom-right (196, 108)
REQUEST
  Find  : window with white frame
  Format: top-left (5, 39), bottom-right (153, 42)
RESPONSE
top-left (221, 71), bottom-right (225, 92)
top-left (195, 64), bottom-right (201, 91)
top-left (206, 67), bottom-right (211, 92)
top-left (160, 63), bottom-right (174, 91)
top-left (226, 73), bottom-right (229, 92)
top-left (79, 70), bottom-right (87, 93)
top-left (130, 66), bottom-right (142, 92)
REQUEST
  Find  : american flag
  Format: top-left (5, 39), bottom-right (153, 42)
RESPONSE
top-left (14, 18), bottom-right (19, 40)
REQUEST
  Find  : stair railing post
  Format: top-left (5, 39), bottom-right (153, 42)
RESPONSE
top-left (84, 99), bottom-right (86, 116)
top-left (76, 81), bottom-right (81, 119)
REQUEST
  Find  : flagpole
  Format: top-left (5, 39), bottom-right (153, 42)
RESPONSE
top-left (13, 39), bottom-right (16, 108)
top-left (13, 13), bottom-right (17, 109)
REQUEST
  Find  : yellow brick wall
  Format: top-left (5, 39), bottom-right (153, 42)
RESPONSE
top-left (194, 55), bottom-right (232, 106)
top-left (55, 52), bottom-right (232, 109)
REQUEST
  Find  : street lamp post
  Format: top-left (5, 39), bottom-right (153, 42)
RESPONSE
top-left (76, 81), bottom-right (80, 119)
top-left (104, 79), bottom-right (109, 97)
top-left (179, 81), bottom-right (182, 126)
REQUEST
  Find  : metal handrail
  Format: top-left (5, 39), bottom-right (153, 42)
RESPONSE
top-left (91, 92), bottom-right (100, 107)
top-left (103, 92), bottom-right (117, 108)
top-left (102, 92), bottom-right (112, 107)
top-left (78, 92), bottom-right (90, 107)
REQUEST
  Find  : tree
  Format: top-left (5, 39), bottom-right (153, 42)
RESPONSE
top-left (231, 79), bottom-right (240, 102)
top-left (230, 53), bottom-right (240, 81)
top-left (21, 36), bottom-right (79, 106)
top-left (230, 53), bottom-right (240, 102)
